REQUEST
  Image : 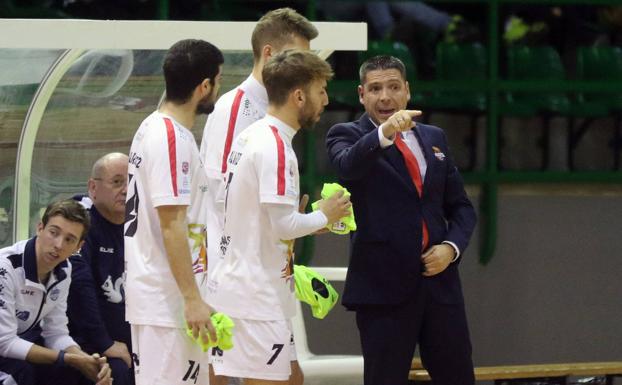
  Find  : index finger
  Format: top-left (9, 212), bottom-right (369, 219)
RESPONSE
top-left (406, 110), bottom-right (422, 117)
top-left (204, 320), bottom-right (217, 343)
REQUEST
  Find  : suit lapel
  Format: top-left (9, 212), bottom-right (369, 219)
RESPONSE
top-left (413, 124), bottom-right (434, 193)
top-left (358, 113), bottom-right (377, 134)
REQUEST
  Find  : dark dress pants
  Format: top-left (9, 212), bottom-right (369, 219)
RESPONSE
top-left (355, 282), bottom-right (475, 385)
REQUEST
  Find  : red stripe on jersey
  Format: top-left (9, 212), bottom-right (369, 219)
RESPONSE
top-left (269, 125), bottom-right (286, 196)
top-left (221, 89), bottom-right (245, 173)
top-left (163, 117), bottom-right (178, 197)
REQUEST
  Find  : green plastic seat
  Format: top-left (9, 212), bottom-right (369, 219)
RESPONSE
top-left (506, 45), bottom-right (571, 115)
top-left (326, 49), bottom-right (363, 118)
top-left (359, 41), bottom-right (417, 84)
top-left (422, 42), bottom-right (490, 170)
top-left (573, 46), bottom-right (622, 169)
top-left (501, 45), bottom-right (610, 170)
top-left (577, 46), bottom-right (622, 110)
top-left (428, 42), bottom-right (487, 111)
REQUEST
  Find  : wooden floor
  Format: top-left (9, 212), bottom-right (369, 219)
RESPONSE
top-left (410, 359), bottom-right (622, 383)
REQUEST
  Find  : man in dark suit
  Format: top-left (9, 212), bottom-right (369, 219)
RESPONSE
top-left (326, 55), bottom-right (476, 385)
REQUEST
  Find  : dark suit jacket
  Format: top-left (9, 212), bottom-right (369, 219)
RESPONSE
top-left (326, 113), bottom-right (476, 309)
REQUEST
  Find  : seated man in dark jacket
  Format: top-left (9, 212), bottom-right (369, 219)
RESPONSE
top-left (68, 152), bottom-right (133, 385)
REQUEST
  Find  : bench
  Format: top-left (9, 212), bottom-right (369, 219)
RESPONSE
top-left (410, 360), bottom-right (622, 384)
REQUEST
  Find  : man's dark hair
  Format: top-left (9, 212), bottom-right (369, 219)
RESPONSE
top-left (263, 50), bottom-right (333, 107)
top-left (41, 199), bottom-right (90, 241)
top-left (163, 39), bottom-right (224, 104)
top-left (359, 55), bottom-right (407, 84)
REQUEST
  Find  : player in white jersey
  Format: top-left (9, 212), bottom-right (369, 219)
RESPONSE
top-left (207, 50), bottom-right (351, 384)
top-left (124, 39), bottom-right (223, 385)
top-left (200, 7), bottom-right (317, 288)
top-left (199, 8), bottom-right (318, 385)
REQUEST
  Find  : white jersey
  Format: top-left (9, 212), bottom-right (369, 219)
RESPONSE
top-left (207, 115), bottom-right (299, 320)
top-left (200, 75), bottom-right (267, 277)
top-left (125, 111), bottom-right (208, 329)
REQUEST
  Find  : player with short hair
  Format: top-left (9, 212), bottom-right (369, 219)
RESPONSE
top-left (207, 49), bottom-right (351, 385)
top-left (124, 39), bottom-right (223, 385)
top-left (0, 199), bottom-right (112, 385)
top-left (199, 8), bottom-right (318, 385)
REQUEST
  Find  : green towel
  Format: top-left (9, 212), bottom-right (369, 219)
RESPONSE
top-left (185, 312), bottom-right (235, 352)
top-left (294, 264), bottom-right (339, 319)
top-left (311, 182), bottom-right (357, 234)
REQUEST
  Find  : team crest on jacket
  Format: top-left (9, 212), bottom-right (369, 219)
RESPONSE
top-left (50, 287), bottom-right (61, 301)
top-left (182, 161), bottom-right (189, 175)
top-left (432, 146), bottom-right (446, 161)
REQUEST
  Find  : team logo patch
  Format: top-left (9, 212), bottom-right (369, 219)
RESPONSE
top-left (101, 274), bottom-right (125, 303)
top-left (432, 146), bottom-right (446, 161)
top-left (182, 161), bottom-right (190, 175)
top-left (16, 310), bottom-right (29, 321)
top-left (49, 287), bottom-right (60, 301)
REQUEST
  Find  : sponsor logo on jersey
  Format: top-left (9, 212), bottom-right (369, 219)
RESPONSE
top-left (182, 161), bottom-right (189, 175)
top-left (129, 152), bottom-right (142, 168)
top-left (20, 289), bottom-right (34, 296)
top-left (99, 247), bottom-right (114, 253)
top-left (228, 151), bottom-right (242, 166)
top-left (219, 235), bottom-right (231, 256)
top-left (289, 162), bottom-right (295, 178)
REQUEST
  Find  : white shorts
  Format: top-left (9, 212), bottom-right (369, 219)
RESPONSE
top-left (210, 318), bottom-right (296, 381)
top-left (131, 324), bottom-right (209, 385)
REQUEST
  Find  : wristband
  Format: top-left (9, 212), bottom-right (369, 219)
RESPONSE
top-left (54, 350), bottom-right (65, 367)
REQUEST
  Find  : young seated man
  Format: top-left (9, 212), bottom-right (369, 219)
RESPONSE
top-left (0, 199), bottom-right (112, 385)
